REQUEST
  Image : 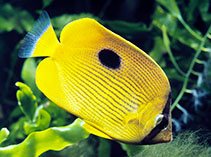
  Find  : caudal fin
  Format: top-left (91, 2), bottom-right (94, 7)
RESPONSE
top-left (19, 11), bottom-right (59, 58)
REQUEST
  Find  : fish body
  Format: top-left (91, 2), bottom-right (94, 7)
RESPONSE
top-left (19, 11), bottom-right (172, 144)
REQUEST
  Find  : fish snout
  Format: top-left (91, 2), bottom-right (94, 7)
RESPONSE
top-left (140, 93), bottom-right (172, 145)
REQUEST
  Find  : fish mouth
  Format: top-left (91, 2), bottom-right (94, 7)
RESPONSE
top-left (140, 92), bottom-right (172, 145)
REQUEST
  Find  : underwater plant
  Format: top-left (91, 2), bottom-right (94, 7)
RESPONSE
top-left (0, 0), bottom-right (210, 156)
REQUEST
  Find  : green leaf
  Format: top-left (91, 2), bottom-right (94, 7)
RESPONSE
top-left (162, 25), bottom-right (185, 76)
top-left (0, 118), bottom-right (89, 157)
top-left (21, 58), bottom-right (42, 100)
top-left (24, 107), bottom-right (51, 135)
top-left (8, 107), bottom-right (22, 121)
top-left (156, 0), bottom-right (181, 18)
top-left (44, 101), bottom-right (69, 126)
top-left (0, 16), bottom-right (14, 33)
top-left (98, 138), bottom-right (111, 157)
top-left (7, 117), bottom-right (26, 144)
top-left (152, 6), bottom-right (178, 35)
top-left (42, 0), bottom-right (53, 8)
top-left (156, 0), bottom-right (203, 41)
top-left (16, 82), bottom-right (37, 121)
top-left (198, 0), bottom-right (210, 14)
top-left (0, 4), bottom-right (34, 33)
top-left (152, 6), bottom-right (201, 50)
top-left (149, 36), bottom-right (166, 67)
top-left (103, 20), bottom-right (150, 36)
top-left (186, 0), bottom-right (199, 23)
top-left (165, 68), bottom-right (185, 82)
top-left (0, 128), bottom-right (9, 145)
top-left (173, 28), bottom-right (201, 50)
top-left (198, 0), bottom-right (211, 23)
top-left (120, 143), bottom-right (146, 157)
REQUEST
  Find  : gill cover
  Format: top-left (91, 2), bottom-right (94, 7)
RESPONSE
top-left (19, 12), bottom-right (172, 144)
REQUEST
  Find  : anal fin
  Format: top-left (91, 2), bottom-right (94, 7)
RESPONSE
top-left (83, 121), bottom-right (112, 139)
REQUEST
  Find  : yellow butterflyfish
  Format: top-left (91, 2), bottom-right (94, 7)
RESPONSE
top-left (19, 11), bottom-right (172, 145)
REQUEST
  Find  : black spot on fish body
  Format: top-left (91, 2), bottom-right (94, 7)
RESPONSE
top-left (98, 49), bottom-right (121, 69)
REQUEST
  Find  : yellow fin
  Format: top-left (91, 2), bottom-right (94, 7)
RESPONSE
top-left (83, 121), bottom-right (112, 139)
top-left (19, 11), bottom-right (59, 58)
top-left (36, 56), bottom-right (82, 114)
top-left (35, 57), bottom-right (66, 108)
top-left (60, 18), bottom-right (124, 49)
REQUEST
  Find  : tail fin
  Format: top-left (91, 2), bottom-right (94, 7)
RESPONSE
top-left (19, 11), bottom-right (59, 58)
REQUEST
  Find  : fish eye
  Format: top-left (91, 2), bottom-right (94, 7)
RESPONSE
top-left (154, 114), bottom-right (164, 126)
top-left (154, 114), bottom-right (169, 130)
top-left (98, 49), bottom-right (121, 69)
